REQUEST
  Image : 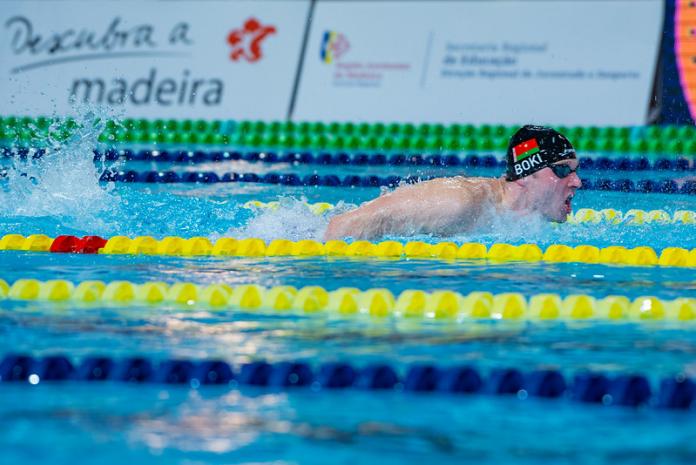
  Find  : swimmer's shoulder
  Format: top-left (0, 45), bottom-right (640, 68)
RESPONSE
top-left (392, 176), bottom-right (504, 203)
top-left (443, 175), bottom-right (505, 192)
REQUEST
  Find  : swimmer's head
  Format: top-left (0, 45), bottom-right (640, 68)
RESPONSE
top-left (505, 125), bottom-right (582, 222)
top-left (505, 125), bottom-right (576, 181)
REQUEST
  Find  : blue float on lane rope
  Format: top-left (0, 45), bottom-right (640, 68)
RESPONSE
top-left (1, 353), bottom-right (693, 411)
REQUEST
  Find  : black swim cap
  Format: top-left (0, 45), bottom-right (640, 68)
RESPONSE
top-left (505, 125), bottom-right (576, 181)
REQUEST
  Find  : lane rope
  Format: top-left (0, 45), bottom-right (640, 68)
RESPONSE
top-left (3, 147), bottom-right (694, 172)
top-left (3, 115), bottom-right (696, 157)
top-left (95, 169), bottom-right (696, 194)
top-left (243, 201), bottom-right (696, 225)
top-left (0, 353), bottom-right (693, 410)
top-left (1, 234), bottom-right (694, 268)
top-left (1, 277), bottom-right (694, 322)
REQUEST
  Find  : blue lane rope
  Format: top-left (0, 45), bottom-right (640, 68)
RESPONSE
top-left (95, 169), bottom-right (696, 194)
top-left (2, 146), bottom-right (695, 171)
top-left (1, 353), bottom-right (694, 410)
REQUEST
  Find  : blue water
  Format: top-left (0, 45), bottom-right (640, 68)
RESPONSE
top-left (1, 127), bottom-right (696, 464)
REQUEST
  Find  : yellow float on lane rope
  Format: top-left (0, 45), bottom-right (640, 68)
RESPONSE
top-left (2, 277), bottom-right (692, 325)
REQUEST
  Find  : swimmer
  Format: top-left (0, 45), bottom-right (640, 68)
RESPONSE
top-left (324, 125), bottom-right (582, 240)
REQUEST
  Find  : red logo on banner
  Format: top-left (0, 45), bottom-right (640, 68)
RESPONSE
top-left (227, 18), bottom-right (276, 62)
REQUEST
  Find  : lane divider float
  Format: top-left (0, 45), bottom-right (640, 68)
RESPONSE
top-left (96, 169), bottom-right (696, 194)
top-left (105, 148), bottom-right (695, 171)
top-left (0, 234), bottom-right (694, 268)
top-left (1, 277), bottom-right (694, 322)
top-left (5, 115), bottom-right (696, 157)
top-left (5, 147), bottom-right (693, 172)
top-left (0, 353), bottom-right (694, 410)
top-left (570, 208), bottom-right (695, 224)
top-left (244, 201), bottom-right (696, 225)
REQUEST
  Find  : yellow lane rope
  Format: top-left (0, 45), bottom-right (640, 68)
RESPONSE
top-left (245, 201), bottom-right (696, 225)
top-left (1, 278), bottom-right (694, 322)
top-left (0, 234), bottom-right (694, 267)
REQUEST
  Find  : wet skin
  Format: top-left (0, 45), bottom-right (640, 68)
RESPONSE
top-left (323, 158), bottom-right (582, 240)
top-left (521, 159), bottom-right (582, 222)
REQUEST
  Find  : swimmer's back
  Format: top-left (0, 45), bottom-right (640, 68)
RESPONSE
top-left (324, 176), bottom-right (505, 240)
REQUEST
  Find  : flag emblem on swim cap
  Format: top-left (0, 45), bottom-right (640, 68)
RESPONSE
top-left (512, 138), bottom-right (540, 162)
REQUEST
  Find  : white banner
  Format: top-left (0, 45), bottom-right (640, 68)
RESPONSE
top-left (293, 0), bottom-right (663, 126)
top-left (0, 0), bottom-right (309, 119)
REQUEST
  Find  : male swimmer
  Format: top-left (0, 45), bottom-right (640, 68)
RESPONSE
top-left (324, 125), bottom-right (582, 240)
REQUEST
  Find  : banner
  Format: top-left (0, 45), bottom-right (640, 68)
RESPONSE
top-left (0, 0), bottom-right (309, 119)
top-left (293, 0), bottom-right (663, 126)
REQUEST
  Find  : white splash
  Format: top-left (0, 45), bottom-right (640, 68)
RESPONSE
top-left (461, 209), bottom-right (551, 243)
top-left (224, 197), bottom-right (355, 242)
top-left (0, 104), bottom-right (123, 231)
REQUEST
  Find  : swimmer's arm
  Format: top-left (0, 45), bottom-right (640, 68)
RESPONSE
top-left (323, 179), bottom-right (477, 240)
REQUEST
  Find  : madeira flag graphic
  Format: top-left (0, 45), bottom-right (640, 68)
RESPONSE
top-left (320, 31), bottom-right (349, 64)
top-left (512, 138), bottom-right (540, 162)
top-left (320, 31), bottom-right (339, 63)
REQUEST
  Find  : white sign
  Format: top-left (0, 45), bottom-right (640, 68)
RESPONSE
top-left (0, 0), bottom-right (309, 119)
top-left (293, 0), bottom-right (663, 126)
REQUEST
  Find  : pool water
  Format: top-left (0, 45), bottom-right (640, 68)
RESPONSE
top-left (1, 126), bottom-right (696, 465)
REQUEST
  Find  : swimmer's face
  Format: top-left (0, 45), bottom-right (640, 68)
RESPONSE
top-left (526, 159), bottom-right (582, 222)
